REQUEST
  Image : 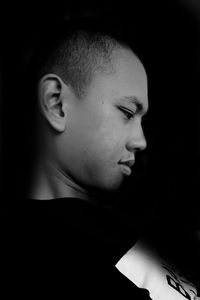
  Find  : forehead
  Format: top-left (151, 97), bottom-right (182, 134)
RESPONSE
top-left (87, 48), bottom-right (148, 112)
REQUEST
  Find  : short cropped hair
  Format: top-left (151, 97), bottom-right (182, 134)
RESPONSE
top-left (29, 18), bottom-right (134, 98)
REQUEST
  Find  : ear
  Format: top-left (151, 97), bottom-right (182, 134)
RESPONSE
top-left (38, 74), bottom-right (67, 132)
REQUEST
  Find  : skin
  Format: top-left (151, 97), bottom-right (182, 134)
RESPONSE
top-left (29, 48), bottom-right (148, 201)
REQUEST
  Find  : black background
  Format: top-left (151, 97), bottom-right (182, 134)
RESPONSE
top-left (1, 0), bottom-right (200, 286)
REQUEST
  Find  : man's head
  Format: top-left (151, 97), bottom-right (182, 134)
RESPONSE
top-left (30, 20), bottom-right (148, 198)
top-left (37, 29), bottom-right (125, 99)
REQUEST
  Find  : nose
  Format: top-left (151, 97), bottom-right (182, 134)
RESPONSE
top-left (126, 120), bottom-right (147, 153)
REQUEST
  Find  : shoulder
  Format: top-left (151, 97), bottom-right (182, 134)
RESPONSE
top-left (8, 198), bottom-right (150, 299)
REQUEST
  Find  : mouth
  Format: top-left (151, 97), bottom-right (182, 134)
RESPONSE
top-left (118, 160), bottom-right (135, 176)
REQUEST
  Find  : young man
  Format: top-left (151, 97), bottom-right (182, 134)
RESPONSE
top-left (27, 26), bottom-right (148, 201)
top-left (15, 19), bottom-right (197, 299)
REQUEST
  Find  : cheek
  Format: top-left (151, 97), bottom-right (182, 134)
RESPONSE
top-left (76, 109), bottom-right (122, 157)
top-left (81, 127), bottom-right (124, 176)
top-left (67, 102), bottom-right (125, 171)
top-left (64, 120), bottom-right (125, 190)
top-left (99, 120), bottom-right (125, 158)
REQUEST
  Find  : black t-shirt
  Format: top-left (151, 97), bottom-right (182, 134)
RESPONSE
top-left (8, 198), bottom-right (151, 299)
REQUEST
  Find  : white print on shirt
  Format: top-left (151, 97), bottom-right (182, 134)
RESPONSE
top-left (115, 239), bottom-right (197, 300)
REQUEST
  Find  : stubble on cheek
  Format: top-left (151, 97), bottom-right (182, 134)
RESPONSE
top-left (80, 101), bottom-right (124, 188)
top-left (79, 137), bottom-right (124, 192)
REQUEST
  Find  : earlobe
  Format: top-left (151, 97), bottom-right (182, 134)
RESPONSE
top-left (38, 74), bottom-right (67, 132)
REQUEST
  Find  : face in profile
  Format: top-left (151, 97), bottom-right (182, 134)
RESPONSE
top-left (57, 48), bottom-right (148, 194)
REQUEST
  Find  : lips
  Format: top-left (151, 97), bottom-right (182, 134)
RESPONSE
top-left (119, 159), bottom-right (135, 176)
top-left (119, 159), bottom-right (135, 168)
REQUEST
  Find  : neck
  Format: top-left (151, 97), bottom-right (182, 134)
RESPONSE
top-left (27, 157), bottom-right (90, 201)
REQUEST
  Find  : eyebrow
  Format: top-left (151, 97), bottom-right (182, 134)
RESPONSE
top-left (119, 96), bottom-right (148, 116)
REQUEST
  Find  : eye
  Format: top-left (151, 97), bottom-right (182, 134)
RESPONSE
top-left (118, 107), bottom-right (136, 120)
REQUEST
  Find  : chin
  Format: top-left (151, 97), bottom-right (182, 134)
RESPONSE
top-left (92, 178), bottom-right (123, 196)
top-left (81, 172), bottom-right (123, 197)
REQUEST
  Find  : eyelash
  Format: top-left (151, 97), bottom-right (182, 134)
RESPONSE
top-left (118, 107), bottom-right (136, 120)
